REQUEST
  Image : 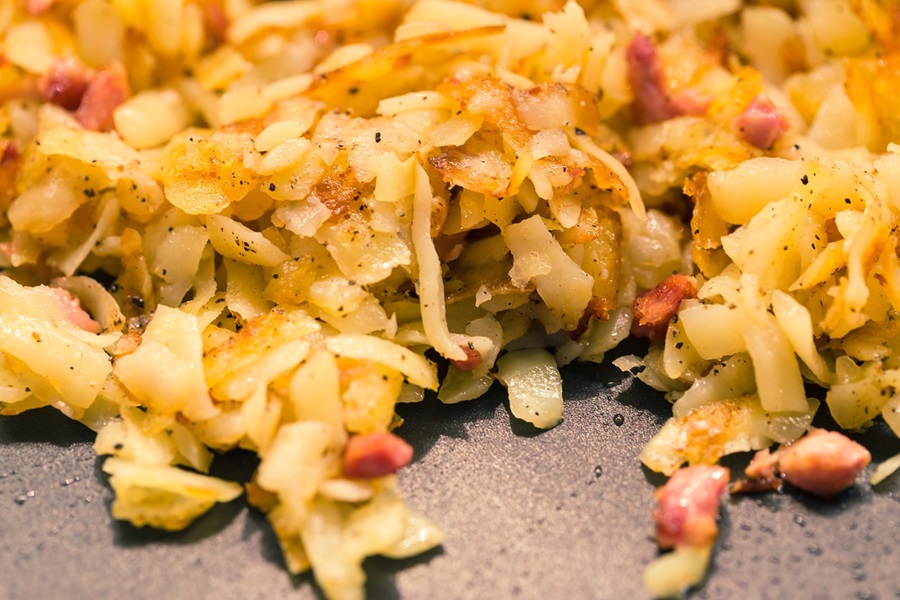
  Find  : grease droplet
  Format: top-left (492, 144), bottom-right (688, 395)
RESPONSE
top-left (793, 515), bottom-right (806, 527)
top-left (613, 414), bottom-right (625, 427)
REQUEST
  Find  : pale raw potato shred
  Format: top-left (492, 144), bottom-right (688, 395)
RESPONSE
top-left (0, 0), bottom-right (897, 599)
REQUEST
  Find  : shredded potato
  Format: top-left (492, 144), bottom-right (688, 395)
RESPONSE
top-left (0, 1), bottom-right (898, 599)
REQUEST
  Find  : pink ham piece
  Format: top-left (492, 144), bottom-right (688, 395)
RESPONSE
top-left (1, 140), bottom-right (18, 165)
top-left (739, 429), bottom-right (871, 498)
top-left (625, 34), bottom-right (709, 124)
top-left (42, 286), bottom-right (102, 334)
top-left (654, 465), bottom-right (730, 549)
top-left (733, 95), bottom-right (787, 149)
top-left (626, 33), bottom-right (676, 124)
top-left (449, 343), bottom-right (482, 372)
top-left (39, 58), bottom-right (91, 111)
top-left (631, 274), bottom-right (697, 344)
top-left (670, 90), bottom-right (711, 118)
top-left (26, 0), bottom-right (54, 15)
top-left (342, 432), bottom-right (414, 479)
top-left (74, 63), bottom-right (130, 132)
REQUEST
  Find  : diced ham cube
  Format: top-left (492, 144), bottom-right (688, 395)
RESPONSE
top-left (778, 430), bottom-right (871, 498)
top-left (626, 33), bottom-right (711, 125)
top-left (733, 95), bottom-right (787, 150)
top-left (450, 343), bottom-right (482, 371)
top-left (342, 432), bottom-right (414, 479)
top-left (75, 63), bottom-right (130, 132)
top-left (734, 430), bottom-right (871, 498)
top-left (654, 465), bottom-right (730, 549)
top-left (42, 286), bottom-right (101, 334)
top-left (626, 33), bottom-right (677, 124)
top-left (39, 57), bottom-right (91, 111)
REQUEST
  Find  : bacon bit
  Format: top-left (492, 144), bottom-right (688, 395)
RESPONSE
top-left (75, 62), bottom-right (130, 132)
top-left (626, 33), bottom-right (679, 124)
top-left (728, 476), bottom-right (782, 494)
top-left (729, 448), bottom-right (782, 494)
top-left (654, 465), bottom-right (729, 549)
top-left (744, 447), bottom-right (779, 480)
top-left (43, 286), bottom-right (101, 334)
top-left (450, 343), bottom-right (482, 371)
top-left (39, 58), bottom-right (91, 111)
top-left (733, 430), bottom-right (871, 498)
top-left (733, 95), bottom-right (787, 150)
top-left (202, 0), bottom-right (229, 48)
top-left (26, 0), bottom-right (54, 15)
top-left (631, 275), bottom-right (697, 344)
top-left (342, 432), bottom-right (414, 479)
top-left (1, 141), bottom-right (18, 165)
top-left (569, 297), bottom-right (612, 340)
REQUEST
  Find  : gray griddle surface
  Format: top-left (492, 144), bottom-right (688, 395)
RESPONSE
top-left (1, 357), bottom-right (899, 600)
